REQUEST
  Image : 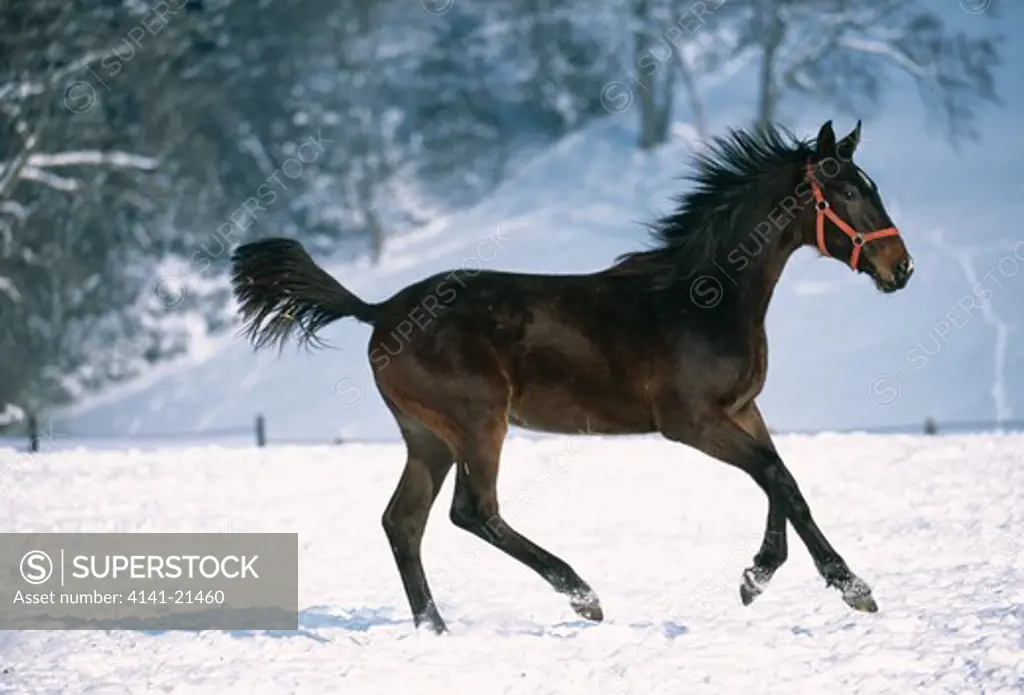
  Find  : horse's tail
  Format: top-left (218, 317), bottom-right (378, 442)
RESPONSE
top-left (230, 238), bottom-right (377, 352)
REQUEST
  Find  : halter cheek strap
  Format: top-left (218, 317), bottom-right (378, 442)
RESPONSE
top-left (805, 161), bottom-right (901, 271)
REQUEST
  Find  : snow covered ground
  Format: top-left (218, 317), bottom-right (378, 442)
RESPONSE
top-left (1, 432), bottom-right (1022, 694)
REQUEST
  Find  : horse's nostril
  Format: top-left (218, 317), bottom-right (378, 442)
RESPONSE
top-left (891, 257), bottom-right (914, 288)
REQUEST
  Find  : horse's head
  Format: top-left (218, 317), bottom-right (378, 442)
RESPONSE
top-left (805, 120), bottom-right (913, 293)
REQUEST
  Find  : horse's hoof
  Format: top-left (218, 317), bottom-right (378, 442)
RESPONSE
top-left (414, 607), bottom-right (448, 634)
top-left (417, 620), bottom-right (447, 635)
top-left (844, 592), bottom-right (878, 613)
top-left (739, 567), bottom-right (769, 606)
top-left (572, 601), bottom-right (604, 622)
top-left (840, 576), bottom-right (878, 613)
top-left (569, 589), bottom-right (604, 622)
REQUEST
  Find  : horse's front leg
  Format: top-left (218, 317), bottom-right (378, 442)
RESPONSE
top-left (731, 404), bottom-right (787, 605)
top-left (659, 402), bottom-right (877, 613)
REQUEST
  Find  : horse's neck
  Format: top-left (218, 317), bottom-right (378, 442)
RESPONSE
top-left (729, 213), bottom-right (804, 328)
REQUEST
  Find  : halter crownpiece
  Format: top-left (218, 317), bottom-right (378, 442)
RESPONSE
top-left (805, 160), bottom-right (901, 271)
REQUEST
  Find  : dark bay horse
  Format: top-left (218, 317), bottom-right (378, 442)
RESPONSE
top-left (230, 120), bottom-right (913, 634)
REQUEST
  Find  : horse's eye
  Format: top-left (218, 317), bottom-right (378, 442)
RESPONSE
top-left (842, 187), bottom-right (857, 200)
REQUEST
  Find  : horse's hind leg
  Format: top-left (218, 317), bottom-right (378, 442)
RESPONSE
top-left (732, 404), bottom-right (788, 606)
top-left (448, 417), bottom-right (603, 622)
top-left (381, 417), bottom-right (454, 634)
top-left (375, 338), bottom-right (599, 624)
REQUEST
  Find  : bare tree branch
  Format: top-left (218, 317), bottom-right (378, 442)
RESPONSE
top-left (2, 150), bottom-right (160, 195)
top-left (19, 167), bottom-right (79, 192)
top-left (724, 0), bottom-right (1001, 140)
top-left (26, 151), bottom-right (160, 170)
top-left (836, 36), bottom-right (927, 77)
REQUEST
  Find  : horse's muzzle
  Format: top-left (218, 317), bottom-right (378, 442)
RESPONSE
top-left (892, 256), bottom-right (914, 288)
top-left (878, 256), bottom-right (913, 293)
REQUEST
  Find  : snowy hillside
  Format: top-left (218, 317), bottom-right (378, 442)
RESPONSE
top-left (1, 433), bottom-right (1022, 693)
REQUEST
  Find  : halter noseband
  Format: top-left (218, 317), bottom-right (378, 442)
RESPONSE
top-left (805, 160), bottom-right (901, 271)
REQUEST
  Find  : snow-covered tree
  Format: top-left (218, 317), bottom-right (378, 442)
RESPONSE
top-left (719, 0), bottom-right (1001, 140)
top-left (0, 0), bottom-right (631, 413)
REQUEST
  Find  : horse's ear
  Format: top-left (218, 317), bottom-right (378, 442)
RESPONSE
top-left (837, 120), bottom-right (862, 159)
top-left (815, 120), bottom-right (836, 159)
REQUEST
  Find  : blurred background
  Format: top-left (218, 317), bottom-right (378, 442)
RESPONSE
top-left (0, 0), bottom-right (1020, 446)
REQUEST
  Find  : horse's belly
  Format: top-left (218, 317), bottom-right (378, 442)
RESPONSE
top-left (508, 391), bottom-right (655, 435)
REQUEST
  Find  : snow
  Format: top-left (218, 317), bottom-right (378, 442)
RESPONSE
top-left (0, 276), bottom-right (20, 303)
top-left (4, 151), bottom-right (160, 193)
top-left (0, 404), bottom-right (25, 427)
top-left (26, 150), bottom-right (159, 170)
top-left (0, 432), bottom-right (1022, 693)
top-left (930, 230), bottom-right (1013, 423)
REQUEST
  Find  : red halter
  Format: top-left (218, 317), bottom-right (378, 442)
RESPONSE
top-left (805, 161), bottom-right (901, 271)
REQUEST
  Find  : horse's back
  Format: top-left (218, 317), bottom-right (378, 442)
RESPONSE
top-left (369, 269), bottom-right (659, 435)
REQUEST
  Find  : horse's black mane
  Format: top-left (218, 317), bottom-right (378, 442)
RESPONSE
top-left (611, 124), bottom-right (815, 286)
